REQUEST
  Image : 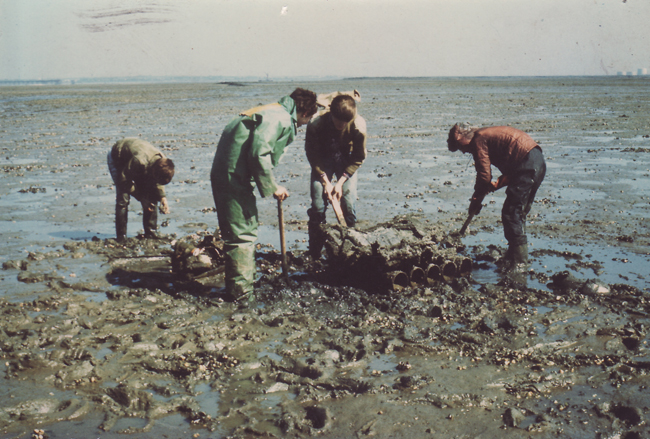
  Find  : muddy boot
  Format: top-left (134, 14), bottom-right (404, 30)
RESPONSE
top-left (510, 243), bottom-right (528, 265)
top-left (504, 244), bottom-right (529, 286)
top-left (226, 284), bottom-right (255, 304)
top-left (308, 222), bottom-right (325, 259)
top-left (115, 205), bottom-right (128, 242)
top-left (143, 205), bottom-right (159, 239)
top-left (224, 244), bottom-right (256, 303)
top-left (498, 243), bottom-right (528, 273)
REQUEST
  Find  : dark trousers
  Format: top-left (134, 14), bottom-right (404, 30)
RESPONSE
top-left (107, 150), bottom-right (157, 238)
top-left (502, 147), bottom-right (546, 246)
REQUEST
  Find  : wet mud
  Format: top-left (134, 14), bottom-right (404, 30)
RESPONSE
top-left (1, 77), bottom-right (650, 438)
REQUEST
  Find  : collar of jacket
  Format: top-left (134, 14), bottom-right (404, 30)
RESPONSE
top-left (277, 95), bottom-right (298, 126)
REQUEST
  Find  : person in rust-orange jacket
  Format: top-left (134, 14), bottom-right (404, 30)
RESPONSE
top-left (447, 124), bottom-right (546, 267)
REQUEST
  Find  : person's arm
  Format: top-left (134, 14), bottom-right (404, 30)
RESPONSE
top-left (472, 137), bottom-right (493, 194)
top-left (342, 116), bottom-right (367, 177)
top-left (491, 175), bottom-right (509, 191)
top-left (304, 119), bottom-right (326, 176)
top-left (159, 197), bottom-right (170, 214)
top-left (331, 174), bottom-right (349, 201)
top-left (305, 118), bottom-right (336, 200)
top-left (248, 118), bottom-right (293, 198)
top-left (122, 158), bottom-right (147, 198)
top-left (332, 118), bottom-right (367, 200)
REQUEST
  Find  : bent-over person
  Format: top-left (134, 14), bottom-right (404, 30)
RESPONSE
top-left (210, 88), bottom-right (318, 301)
top-left (447, 124), bottom-right (546, 267)
top-left (107, 138), bottom-right (174, 242)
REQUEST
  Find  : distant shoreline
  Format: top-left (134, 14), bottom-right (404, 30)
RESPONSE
top-left (1, 74), bottom-right (649, 87)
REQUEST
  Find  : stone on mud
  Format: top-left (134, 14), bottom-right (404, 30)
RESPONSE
top-left (503, 407), bottom-right (526, 427)
top-left (171, 233), bottom-right (223, 279)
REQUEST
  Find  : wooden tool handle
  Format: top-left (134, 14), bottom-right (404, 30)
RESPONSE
top-left (330, 197), bottom-right (348, 227)
top-left (277, 199), bottom-right (288, 278)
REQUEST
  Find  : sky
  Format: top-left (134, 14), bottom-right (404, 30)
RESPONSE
top-left (1, 0), bottom-right (649, 81)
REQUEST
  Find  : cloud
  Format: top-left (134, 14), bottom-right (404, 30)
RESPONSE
top-left (76, 2), bottom-right (176, 33)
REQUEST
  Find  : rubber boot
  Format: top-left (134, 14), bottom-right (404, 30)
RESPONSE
top-left (510, 243), bottom-right (528, 265)
top-left (308, 222), bottom-right (325, 259)
top-left (307, 207), bottom-right (326, 260)
top-left (502, 243), bottom-right (529, 285)
top-left (143, 204), bottom-right (159, 239)
top-left (224, 244), bottom-right (256, 303)
top-left (498, 243), bottom-right (528, 274)
top-left (115, 205), bottom-right (128, 242)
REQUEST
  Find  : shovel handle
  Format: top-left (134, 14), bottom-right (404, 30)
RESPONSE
top-left (329, 196), bottom-right (348, 227)
top-left (277, 198), bottom-right (288, 278)
top-left (458, 193), bottom-right (485, 235)
top-left (458, 213), bottom-right (474, 235)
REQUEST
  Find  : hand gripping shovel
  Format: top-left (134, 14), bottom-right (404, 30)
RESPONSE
top-left (329, 196), bottom-right (348, 227)
top-left (458, 194), bottom-right (485, 236)
top-left (457, 175), bottom-right (509, 236)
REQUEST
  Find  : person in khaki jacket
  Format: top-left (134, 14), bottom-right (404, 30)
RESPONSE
top-left (305, 94), bottom-right (367, 258)
top-left (447, 124), bottom-right (546, 268)
top-left (107, 138), bottom-right (175, 242)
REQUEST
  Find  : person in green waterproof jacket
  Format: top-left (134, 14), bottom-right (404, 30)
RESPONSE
top-left (210, 88), bottom-right (318, 301)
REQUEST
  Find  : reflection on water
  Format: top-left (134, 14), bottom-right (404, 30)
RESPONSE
top-left (367, 354), bottom-right (398, 374)
top-left (194, 382), bottom-right (220, 418)
top-left (464, 231), bottom-right (649, 292)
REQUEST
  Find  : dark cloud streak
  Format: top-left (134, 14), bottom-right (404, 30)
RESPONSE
top-left (76, 3), bottom-right (175, 33)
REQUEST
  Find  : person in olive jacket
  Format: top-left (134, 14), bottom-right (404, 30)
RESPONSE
top-left (210, 88), bottom-right (318, 301)
top-left (447, 124), bottom-right (546, 267)
top-left (305, 94), bottom-right (367, 258)
top-left (107, 138), bottom-right (175, 242)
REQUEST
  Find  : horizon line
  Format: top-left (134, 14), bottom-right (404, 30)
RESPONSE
top-left (2, 73), bottom-right (649, 86)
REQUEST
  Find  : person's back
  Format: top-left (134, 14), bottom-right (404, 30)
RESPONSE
top-left (113, 138), bottom-right (163, 170)
top-left (471, 126), bottom-right (538, 180)
top-left (107, 138), bottom-right (174, 241)
top-left (210, 98), bottom-right (295, 197)
top-left (447, 123), bottom-right (545, 268)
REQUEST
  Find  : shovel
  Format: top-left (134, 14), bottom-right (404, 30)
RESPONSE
top-left (457, 194), bottom-right (485, 236)
top-left (458, 210), bottom-right (477, 235)
top-left (457, 175), bottom-right (509, 236)
top-left (277, 198), bottom-right (289, 279)
top-left (329, 196), bottom-right (348, 227)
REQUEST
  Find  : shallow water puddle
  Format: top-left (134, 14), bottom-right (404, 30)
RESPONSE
top-left (1, 219), bottom-right (115, 243)
top-left (111, 416), bottom-right (148, 431)
top-left (94, 345), bottom-right (114, 361)
top-left (257, 225), bottom-right (309, 251)
top-left (464, 230), bottom-right (649, 292)
top-left (193, 382), bottom-right (220, 417)
top-left (367, 354), bottom-right (399, 380)
top-left (257, 340), bottom-right (284, 362)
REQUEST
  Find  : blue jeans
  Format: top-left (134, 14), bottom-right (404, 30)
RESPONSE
top-left (308, 165), bottom-right (358, 227)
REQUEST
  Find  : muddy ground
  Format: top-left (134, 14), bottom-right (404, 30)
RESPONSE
top-left (1, 77), bottom-right (649, 438)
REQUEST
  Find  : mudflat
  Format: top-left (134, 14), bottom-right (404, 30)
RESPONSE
top-left (1, 77), bottom-right (649, 438)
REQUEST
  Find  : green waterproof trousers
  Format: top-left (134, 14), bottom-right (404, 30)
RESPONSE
top-left (212, 182), bottom-right (258, 296)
